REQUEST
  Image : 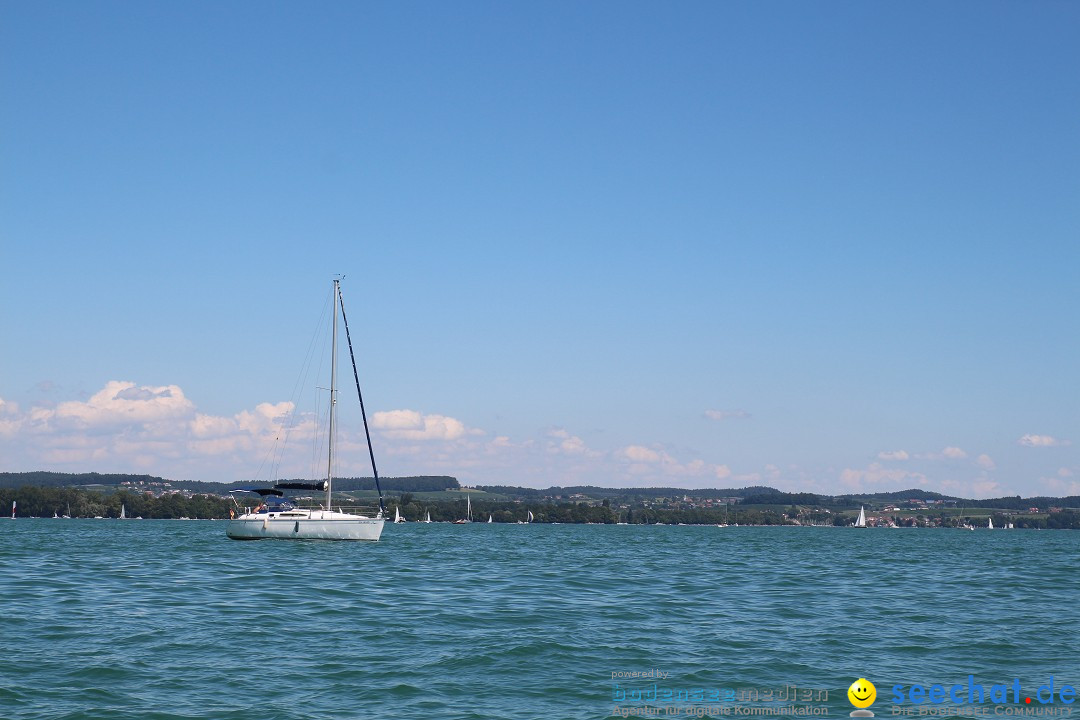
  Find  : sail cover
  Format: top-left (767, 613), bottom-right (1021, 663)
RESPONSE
top-left (274, 481), bottom-right (328, 492)
top-left (229, 487), bottom-right (285, 497)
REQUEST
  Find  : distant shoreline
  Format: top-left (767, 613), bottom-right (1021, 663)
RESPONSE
top-left (2, 474), bottom-right (1079, 528)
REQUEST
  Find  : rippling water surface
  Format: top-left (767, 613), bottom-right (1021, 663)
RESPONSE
top-left (1, 521), bottom-right (1078, 719)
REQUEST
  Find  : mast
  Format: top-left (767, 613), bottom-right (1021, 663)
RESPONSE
top-left (326, 279), bottom-right (340, 511)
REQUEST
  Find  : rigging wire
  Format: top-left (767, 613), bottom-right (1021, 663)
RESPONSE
top-left (248, 287), bottom-right (333, 484)
top-left (337, 283), bottom-right (386, 516)
top-left (276, 287), bottom-right (333, 483)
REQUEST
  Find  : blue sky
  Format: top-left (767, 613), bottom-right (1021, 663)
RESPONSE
top-left (2, 1), bottom-right (1077, 497)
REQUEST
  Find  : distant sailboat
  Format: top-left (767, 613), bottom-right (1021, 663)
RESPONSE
top-left (63, 503), bottom-right (71, 519)
top-left (394, 506), bottom-right (405, 523)
top-left (424, 511), bottom-right (431, 524)
top-left (487, 514), bottom-right (493, 523)
top-left (987, 517), bottom-right (994, 530)
top-left (454, 495), bottom-right (472, 524)
top-left (854, 506), bottom-right (867, 528)
top-left (53, 510), bottom-right (59, 519)
top-left (120, 504), bottom-right (127, 520)
top-left (10, 500), bottom-right (15, 519)
top-left (527, 510), bottom-right (534, 524)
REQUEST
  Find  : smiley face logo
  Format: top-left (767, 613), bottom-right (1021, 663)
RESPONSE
top-left (847, 678), bottom-right (876, 709)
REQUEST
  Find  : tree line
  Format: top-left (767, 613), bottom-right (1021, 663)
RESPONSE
top-left (5, 483), bottom-right (1080, 527)
top-left (0, 486), bottom-right (231, 519)
top-left (383, 496), bottom-right (796, 525)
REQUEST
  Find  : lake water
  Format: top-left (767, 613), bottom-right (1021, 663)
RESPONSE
top-left (2, 521), bottom-right (1078, 719)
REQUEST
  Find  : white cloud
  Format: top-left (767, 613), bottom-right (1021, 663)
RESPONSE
top-left (1040, 470), bottom-right (1080, 497)
top-left (556, 435), bottom-right (588, 455)
top-left (236, 402), bottom-right (296, 435)
top-left (914, 447), bottom-right (969, 461)
top-left (49, 381), bottom-right (196, 430)
top-left (190, 413), bottom-right (238, 438)
top-left (609, 444), bottom-right (737, 484)
top-left (618, 445), bottom-right (662, 463)
top-left (877, 450), bottom-right (909, 461)
top-left (967, 480), bottom-right (1002, 497)
top-left (1050, 480), bottom-right (1080, 496)
top-left (1019, 434), bottom-right (1069, 448)
top-left (839, 463), bottom-right (929, 491)
top-left (929, 476), bottom-right (1004, 499)
top-left (975, 454), bottom-right (996, 470)
top-left (185, 401), bottom-right (307, 457)
top-left (0, 397), bottom-right (21, 437)
top-left (371, 409), bottom-right (475, 441)
top-left (371, 409), bottom-right (426, 431)
top-left (542, 427), bottom-right (595, 456)
top-left (705, 409), bottom-right (751, 421)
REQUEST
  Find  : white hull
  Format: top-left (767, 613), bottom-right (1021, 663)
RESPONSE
top-left (227, 510), bottom-right (384, 541)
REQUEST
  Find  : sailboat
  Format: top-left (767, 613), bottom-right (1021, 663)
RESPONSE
top-left (453, 495), bottom-right (471, 524)
top-left (119, 504), bottom-right (126, 520)
top-left (987, 517), bottom-right (994, 530)
top-left (10, 500), bottom-right (15, 519)
top-left (226, 279), bottom-right (386, 541)
top-left (487, 514), bottom-right (493, 523)
top-left (423, 511), bottom-right (431, 524)
top-left (853, 506), bottom-right (867, 528)
top-left (394, 506), bottom-right (405, 523)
